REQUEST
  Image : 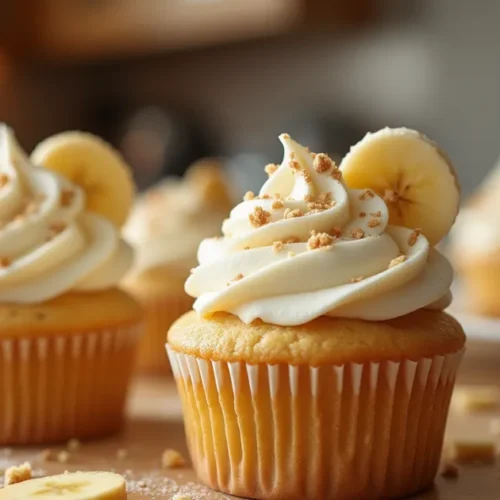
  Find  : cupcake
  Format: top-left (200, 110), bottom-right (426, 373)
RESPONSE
top-left (167, 129), bottom-right (465, 499)
top-left (450, 164), bottom-right (500, 315)
top-left (123, 160), bottom-right (232, 374)
top-left (0, 125), bottom-right (142, 444)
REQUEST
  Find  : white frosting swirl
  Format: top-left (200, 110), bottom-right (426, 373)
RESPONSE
top-left (0, 126), bottom-right (133, 303)
top-left (186, 135), bottom-right (453, 326)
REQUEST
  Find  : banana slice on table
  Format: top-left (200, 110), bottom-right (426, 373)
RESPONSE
top-left (340, 127), bottom-right (460, 246)
top-left (31, 132), bottom-right (135, 227)
top-left (0, 471), bottom-right (126, 500)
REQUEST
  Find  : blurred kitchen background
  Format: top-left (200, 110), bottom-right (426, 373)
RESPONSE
top-left (0, 0), bottom-right (495, 195)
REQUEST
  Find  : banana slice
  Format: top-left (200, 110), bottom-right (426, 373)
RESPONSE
top-left (31, 132), bottom-right (134, 227)
top-left (0, 471), bottom-right (126, 500)
top-left (340, 127), bottom-right (460, 246)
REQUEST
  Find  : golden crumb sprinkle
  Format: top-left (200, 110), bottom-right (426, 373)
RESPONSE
top-left (331, 166), bottom-right (342, 181)
top-left (40, 449), bottom-right (54, 461)
top-left (351, 228), bottom-right (365, 239)
top-left (288, 251), bottom-right (296, 257)
top-left (272, 200), bottom-right (284, 209)
top-left (67, 438), bottom-right (80, 452)
top-left (313, 153), bottom-right (334, 173)
top-left (281, 133), bottom-right (290, 139)
top-left (408, 228), bottom-right (421, 247)
top-left (359, 212), bottom-right (366, 217)
top-left (273, 193), bottom-right (282, 199)
top-left (302, 170), bottom-right (313, 183)
top-left (388, 255), bottom-right (407, 269)
top-left (307, 232), bottom-right (334, 250)
top-left (272, 241), bottom-right (284, 253)
top-left (289, 160), bottom-right (301, 172)
top-left (57, 450), bottom-right (70, 463)
top-left (304, 194), bottom-right (314, 202)
top-left (249, 206), bottom-right (271, 228)
top-left (162, 449), bottom-right (187, 469)
top-left (330, 227), bottom-right (343, 238)
top-left (359, 189), bottom-right (375, 201)
top-left (265, 163), bottom-right (279, 176)
top-left (370, 211), bottom-right (382, 217)
top-left (284, 208), bottom-right (304, 219)
top-left (440, 462), bottom-right (459, 480)
top-left (367, 218), bottom-right (381, 228)
top-left (318, 192), bottom-right (333, 203)
top-left (383, 189), bottom-right (399, 204)
top-left (310, 152), bottom-right (317, 159)
top-left (350, 276), bottom-right (364, 283)
top-left (233, 273), bottom-right (244, 281)
top-left (60, 189), bottom-right (75, 207)
top-left (0, 257), bottom-right (12, 268)
top-left (0, 173), bottom-right (9, 188)
top-left (244, 191), bottom-right (255, 201)
top-left (4, 462), bottom-right (32, 486)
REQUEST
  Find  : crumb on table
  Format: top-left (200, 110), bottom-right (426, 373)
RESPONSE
top-left (4, 462), bottom-right (32, 486)
top-left (66, 438), bottom-right (81, 452)
top-left (440, 462), bottom-right (459, 479)
top-left (162, 449), bottom-right (187, 469)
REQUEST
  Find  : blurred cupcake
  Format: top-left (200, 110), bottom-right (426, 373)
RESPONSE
top-left (451, 165), bottom-right (500, 315)
top-left (0, 125), bottom-right (142, 444)
top-left (167, 130), bottom-right (465, 499)
top-left (123, 160), bottom-right (232, 374)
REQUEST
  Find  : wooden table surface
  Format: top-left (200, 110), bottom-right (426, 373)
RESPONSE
top-left (1, 375), bottom-right (499, 499)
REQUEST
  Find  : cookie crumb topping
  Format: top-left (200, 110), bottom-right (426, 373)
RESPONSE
top-left (367, 218), bottom-right (381, 228)
top-left (265, 163), bottom-right (278, 176)
top-left (388, 255), bottom-right (407, 269)
top-left (307, 232), bottom-right (334, 250)
top-left (244, 191), bottom-right (255, 201)
top-left (408, 229), bottom-right (421, 246)
top-left (351, 228), bottom-right (365, 239)
top-left (272, 200), bottom-right (284, 210)
top-left (4, 462), bottom-right (32, 486)
top-left (249, 206), bottom-right (271, 227)
top-left (272, 241), bottom-right (284, 253)
top-left (313, 153), bottom-right (334, 173)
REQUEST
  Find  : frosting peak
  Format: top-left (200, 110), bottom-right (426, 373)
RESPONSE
top-left (186, 135), bottom-right (453, 326)
top-left (0, 126), bottom-right (133, 303)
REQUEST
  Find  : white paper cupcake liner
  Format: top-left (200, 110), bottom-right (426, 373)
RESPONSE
top-left (0, 324), bottom-right (141, 445)
top-left (167, 346), bottom-right (464, 499)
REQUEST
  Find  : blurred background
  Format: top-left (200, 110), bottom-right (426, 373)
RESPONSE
top-left (0, 0), bottom-right (495, 195)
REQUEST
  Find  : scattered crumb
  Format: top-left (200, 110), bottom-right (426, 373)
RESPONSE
top-left (0, 257), bottom-right (12, 268)
top-left (117, 448), bottom-right (128, 460)
top-left (359, 212), bottom-right (366, 217)
top-left (440, 462), bottom-right (459, 480)
top-left (389, 255), bottom-right (407, 269)
top-left (40, 449), bottom-right (54, 462)
top-left (289, 160), bottom-right (301, 172)
top-left (308, 232), bottom-right (334, 250)
top-left (350, 276), bottom-right (364, 283)
top-left (304, 194), bottom-right (314, 202)
top-left (408, 229), bottom-right (421, 247)
top-left (313, 153), bottom-right (334, 173)
top-left (367, 218), bottom-right (381, 228)
top-left (359, 189), bottom-right (375, 200)
top-left (272, 241), bottom-right (284, 253)
top-left (331, 166), bottom-right (342, 181)
top-left (370, 211), bottom-right (382, 217)
top-left (162, 449), bottom-right (187, 469)
top-left (60, 189), bottom-right (75, 207)
top-left (284, 208), bottom-right (304, 219)
top-left (244, 191), bottom-right (255, 201)
top-left (259, 194), bottom-right (271, 200)
top-left (288, 251), bottom-right (296, 257)
top-left (451, 441), bottom-right (496, 464)
top-left (281, 133), bottom-right (290, 139)
top-left (351, 228), bottom-right (365, 239)
top-left (249, 206), bottom-right (271, 228)
top-left (49, 221), bottom-right (67, 236)
top-left (265, 163), bottom-right (278, 176)
top-left (330, 227), bottom-right (343, 238)
top-left (318, 192), bottom-right (333, 203)
top-left (384, 189), bottom-right (399, 204)
top-left (4, 462), bottom-right (32, 486)
top-left (233, 273), bottom-right (244, 282)
top-left (455, 387), bottom-right (500, 412)
top-left (67, 438), bottom-right (81, 452)
top-left (0, 173), bottom-right (9, 188)
top-left (272, 200), bottom-right (284, 210)
top-left (57, 451), bottom-right (70, 464)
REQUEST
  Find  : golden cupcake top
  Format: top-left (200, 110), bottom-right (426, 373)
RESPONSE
top-left (186, 129), bottom-right (460, 326)
top-left (0, 125), bottom-right (135, 304)
top-left (124, 158), bottom-right (233, 280)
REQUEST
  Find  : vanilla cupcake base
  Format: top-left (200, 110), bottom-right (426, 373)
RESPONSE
top-left (0, 324), bottom-right (141, 444)
top-left (167, 347), bottom-right (464, 499)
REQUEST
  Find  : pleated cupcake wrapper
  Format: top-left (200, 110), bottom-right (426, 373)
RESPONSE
top-left (136, 293), bottom-right (193, 375)
top-left (0, 324), bottom-right (142, 445)
top-left (167, 347), bottom-right (465, 500)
